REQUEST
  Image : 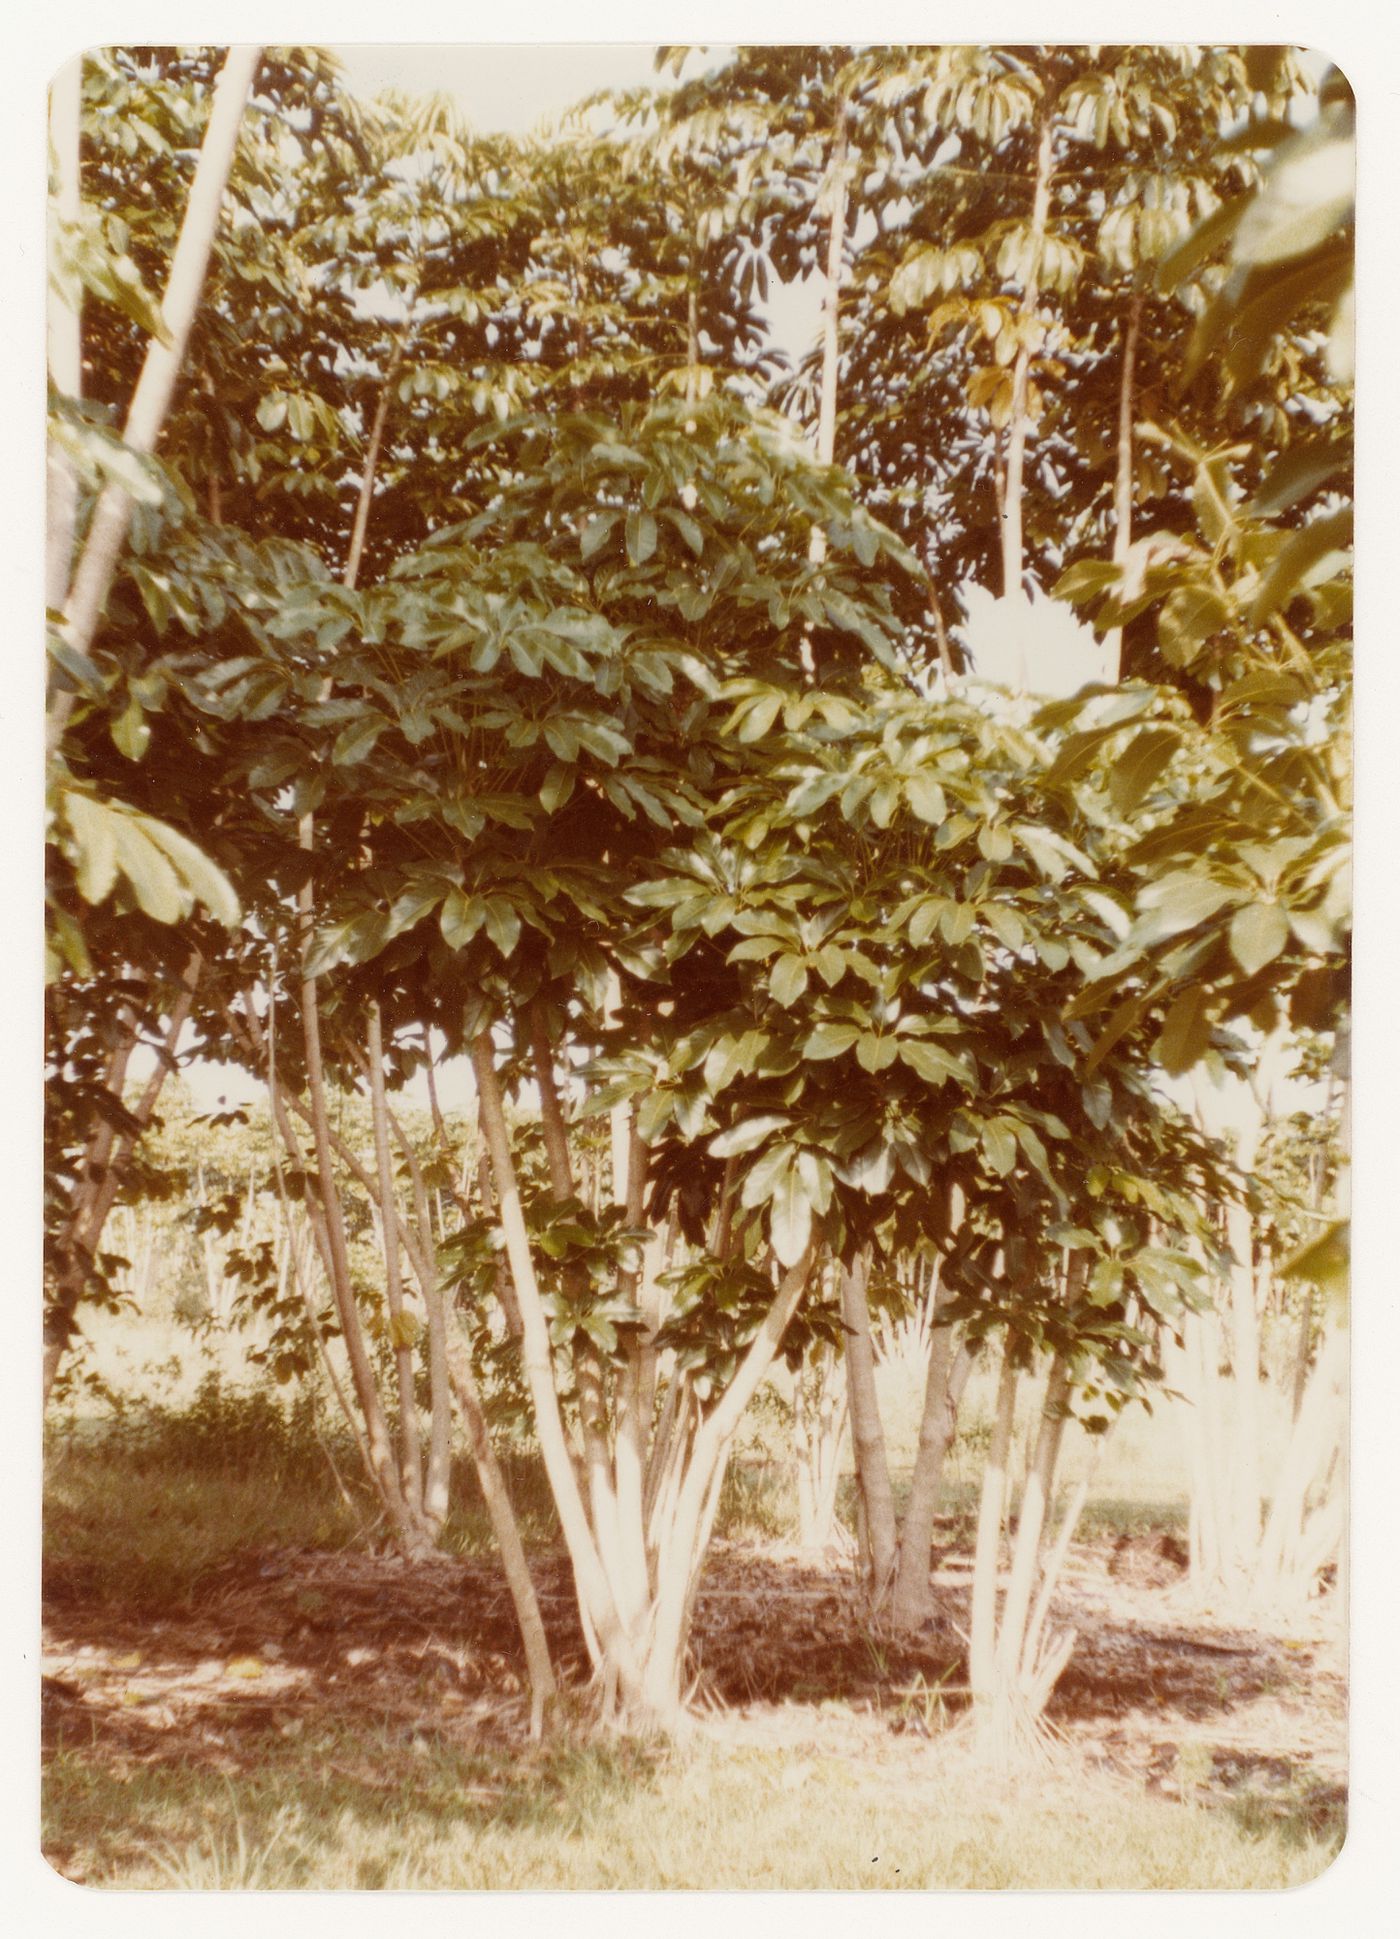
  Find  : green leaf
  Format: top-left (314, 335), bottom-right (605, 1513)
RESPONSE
top-left (302, 922), bottom-right (352, 981)
top-left (736, 691), bottom-right (782, 744)
top-left (483, 899), bottom-right (522, 959)
top-left (1248, 508), bottom-right (1352, 625)
top-left (1156, 984), bottom-right (1213, 1076)
top-left (1249, 437), bottom-right (1352, 517)
top-left (141, 820), bottom-right (240, 928)
top-left (940, 903), bottom-right (975, 947)
top-left (768, 1162), bottom-right (813, 1268)
top-left (63, 792), bottom-right (118, 905)
top-left (332, 716), bottom-right (384, 765)
top-left (869, 780), bottom-right (901, 829)
top-left (981, 903), bottom-right (1026, 952)
top-left (813, 943), bottom-right (847, 988)
top-left (571, 719), bottom-right (631, 766)
top-left (856, 1033), bottom-right (898, 1074)
top-left (663, 507), bottom-right (705, 556)
top-left (903, 772), bottom-right (947, 824)
top-left (898, 1039), bottom-right (974, 1087)
top-left (770, 954), bottom-right (810, 1007)
top-left (626, 508), bottom-right (658, 566)
top-left (580, 512), bottom-right (618, 560)
top-left (982, 1120), bottom-right (1018, 1176)
top-left (111, 697), bottom-right (150, 761)
top-left (1279, 1217), bottom-right (1349, 1296)
top-left (1138, 872), bottom-right (1237, 938)
top-left (1158, 583), bottom-right (1231, 668)
top-left (539, 763), bottom-right (576, 812)
top-left (1053, 558), bottom-right (1122, 606)
top-left (1228, 902), bottom-right (1291, 978)
top-left (709, 1115), bottom-right (792, 1159)
top-left (439, 889), bottom-right (485, 951)
top-left (1231, 123), bottom-right (1354, 267)
top-left (110, 816), bottom-right (183, 923)
top-left (908, 899), bottom-right (948, 948)
top-left (1108, 728), bottom-right (1181, 817)
top-left (803, 1022), bottom-right (861, 1060)
top-left (256, 392), bottom-right (289, 433)
top-left (739, 1139), bottom-right (797, 1209)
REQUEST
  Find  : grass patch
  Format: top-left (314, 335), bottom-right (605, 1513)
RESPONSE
top-left (43, 1722), bottom-right (1340, 1890)
top-left (44, 1376), bottom-right (562, 1607)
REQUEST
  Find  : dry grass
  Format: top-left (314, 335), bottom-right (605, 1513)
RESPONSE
top-left (44, 1716), bottom-right (1340, 1890)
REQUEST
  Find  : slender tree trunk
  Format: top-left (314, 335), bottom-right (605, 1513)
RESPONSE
top-left (968, 1344), bottom-right (1018, 1710)
top-left (378, 1091), bottom-right (454, 1532)
top-left (999, 111), bottom-right (1055, 613)
top-left (969, 1350), bottom-right (1084, 1764)
top-left (840, 1253), bottom-right (898, 1601)
top-left (527, 1008), bottom-right (648, 1638)
top-left (813, 95), bottom-right (850, 478)
top-left (443, 1320), bottom-right (557, 1735)
top-left (640, 1250), bottom-right (812, 1720)
top-left (806, 93), bottom-right (851, 573)
top-left (297, 940), bottom-right (423, 1553)
top-left (1254, 1320), bottom-right (1347, 1606)
top-left (344, 341), bottom-right (402, 589)
top-left (46, 57), bottom-right (83, 618)
top-left (684, 269), bottom-right (702, 405)
top-left (471, 1030), bottom-right (646, 1706)
top-left (993, 1356), bottom-right (1069, 1684)
top-left (49, 46), bottom-right (262, 749)
top-left (1103, 294), bottom-right (1142, 683)
top-left (365, 1000), bottom-right (425, 1514)
top-left (890, 1314), bottom-right (968, 1631)
top-left (793, 1343), bottom-right (848, 1553)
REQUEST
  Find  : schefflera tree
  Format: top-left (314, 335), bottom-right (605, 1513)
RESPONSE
top-left (1047, 73), bottom-right (1353, 1620)
top-left (645, 679), bottom-right (1225, 1755)
top-left (277, 393), bottom-right (919, 1730)
top-left (45, 45), bottom-right (306, 1398)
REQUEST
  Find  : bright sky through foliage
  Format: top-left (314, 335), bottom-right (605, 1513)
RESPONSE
top-left (331, 41), bottom-right (665, 134)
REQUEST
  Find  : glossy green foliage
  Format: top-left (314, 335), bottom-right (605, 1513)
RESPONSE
top-left (1044, 72), bottom-right (1352, 1067)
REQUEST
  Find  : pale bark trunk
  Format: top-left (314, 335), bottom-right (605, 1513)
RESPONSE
top-left (999, 112), bottom-right (1055, 611)
top-left (640, 1251), bottom-right (812, 1719)
top-left (527, 1009), bottom-right (649, 1637)
top-left (890, 1318), bottom-right (967, 1630)
top-left (793, 1344), bottom-right (848, 1553)
top-left (1225, 1196), bottom-right (1265, 1580)
top-left (344, 342), bottom-right (401, 589)
top-left (49, 46), bottom-right (262, 748)
top-left (1102, 295), bottom-right (1142, 684)
top-left (443, 1319), bottom-right (557, 1735)
top-left (841, 1254), bottom-right (898, 1600)
top-left (968, 1345), bottom-right (1018, 1706)
top-left (471, 1030), bottom-right (645, 1704)
top-left (46, 57), bottom-right (83, 618)
top-left (365, 1000), bottom-right (425, 1515)
top-left (379, 1093), bottom-right (454, 1532)
top-left (994, 1356), bottom-right (1069, 1683)
top-left (1254, 1321), bottom-right (1347, 1605)
top-left (296, 942), bottom-right (423, 1554)
top-left (805, 93), bottom-right (850, 582)
top-left (477, 1015), bottom-right (813, 1731)
top-left (969, 1352), bottom-right (1086, 1763)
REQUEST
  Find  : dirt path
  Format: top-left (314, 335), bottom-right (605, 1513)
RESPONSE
top-left (42, 1536), bottom-right (1346, 1842)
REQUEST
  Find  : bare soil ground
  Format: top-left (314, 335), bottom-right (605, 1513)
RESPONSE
top-left (41, 1532), bottom-right (1346, 1882)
